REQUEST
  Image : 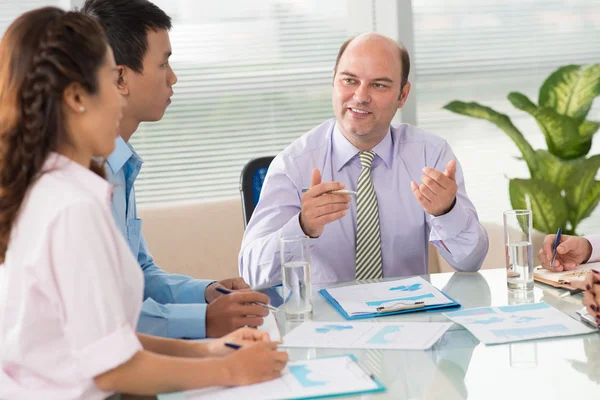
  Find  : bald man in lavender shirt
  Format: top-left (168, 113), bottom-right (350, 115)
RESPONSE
top-left (239, 33), bottom-right (489, 287)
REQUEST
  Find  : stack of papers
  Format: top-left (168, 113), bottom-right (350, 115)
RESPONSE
top-left (320, 276), bottom-right (458, 319)
top-left (281, 320), bottom-right (453, 350)
top-left (158, 355), bottom-right (385, 400)
top-left (444, 302), bottom-right (595, 345)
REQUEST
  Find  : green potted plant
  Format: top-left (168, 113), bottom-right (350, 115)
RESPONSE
top-left (444, 64), bottom-right (600, 235)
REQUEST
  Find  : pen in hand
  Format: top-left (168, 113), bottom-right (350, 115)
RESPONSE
top-left (550, 227), bottom-right (563, 268)
top-left (302, 188), bottom-right (357, 195)
top-left (224, 342), bottom-right (241, 350)
top-left (215, 286), bottom-right (279, 312)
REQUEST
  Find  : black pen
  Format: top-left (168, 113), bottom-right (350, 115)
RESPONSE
top-left (215, 286), bottom-right (279, 312)
top-left (224, 342), bottom-right (241, 350)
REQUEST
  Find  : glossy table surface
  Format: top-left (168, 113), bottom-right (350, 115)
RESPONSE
top-left (122, 268), bottom-right (599, 400)
top-left (275, 268), bottom-right (600, 400)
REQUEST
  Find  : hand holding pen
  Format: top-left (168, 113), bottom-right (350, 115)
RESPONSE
top-left (538, 232), bottom-right (593, 272)
top-left (215, 286), bottom-right (279, 312)
top-left (299, 168), bottom-right (351, 238)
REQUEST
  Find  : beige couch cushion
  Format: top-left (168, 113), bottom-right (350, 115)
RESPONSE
top-left (138, 198), bottom-right (243, 281)
top-left (139, 199), bottom-right (542, 279)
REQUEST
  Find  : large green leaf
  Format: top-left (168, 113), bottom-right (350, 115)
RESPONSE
top-left (580, 120), bottom-right (600, 142)
top-left (508, 92), bottom-right (590, 159)
top-left (532, 150), bottom-right (581, 189)
top-left (509, 178), bottom-right (568, 234)
top-left (565, 154), bottom-right (600, 227)
top-left (444, 101), bottom-right (537, 173)
top-left (508, 92), bottom-right (538, 114)
top-left (539, 64), bottom-right (600, 123)
top-left (532, 107), bottom-right (591, 159)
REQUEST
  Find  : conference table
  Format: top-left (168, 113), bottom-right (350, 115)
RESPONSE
top-left (124, 268), bottom-right (600, 400)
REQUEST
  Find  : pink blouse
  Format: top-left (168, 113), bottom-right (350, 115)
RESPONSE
top-left (0, 153), bottom-right (144, 400)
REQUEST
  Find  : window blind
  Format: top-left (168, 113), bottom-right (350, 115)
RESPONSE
top-left (0, 1), bottom-right (67, 37)
top-left (412, 0), bottom-right (600, 234)
top-left (132, 0), bottom-right (355, 204)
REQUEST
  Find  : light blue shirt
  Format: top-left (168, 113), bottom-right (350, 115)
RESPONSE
top-left (240, 119), bottom-right (489, 286)
top-left (106, 137), bottom-right (214, 339)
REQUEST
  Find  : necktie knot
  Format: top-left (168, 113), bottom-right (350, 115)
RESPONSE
top-left (358, 150), bottom-right (376, 169)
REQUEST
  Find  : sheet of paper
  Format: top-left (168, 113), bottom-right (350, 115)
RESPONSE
top-left (259, 312), bottom-right (281, 341)
top-left (444, 302), bottom-right (595, 345)
top-left (157, 355), bottom-right (383, 400)
top-left (281, 321), bottom-right (452, 350)
top-left (534, 264), bottom-right (593, 286)
top-left (326, 276), bottom-right (453, 316)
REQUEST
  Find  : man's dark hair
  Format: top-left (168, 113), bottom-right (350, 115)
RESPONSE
top-left (81, 0), bottom-right (171, 73)
top-left (334, 35), bottom-right (410, 98)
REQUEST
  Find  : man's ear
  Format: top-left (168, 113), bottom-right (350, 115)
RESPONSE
top-left (62, 81), bottom-right (86, 114)
top-left (117, 65), bottom-right (130, 96)
top-left (398, 81), bottom-right (411, 108)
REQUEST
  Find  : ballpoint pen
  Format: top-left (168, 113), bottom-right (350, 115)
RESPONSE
top-left (215, 286), bottom-right (279, 312)
top-left (301, 188), bottom-right (357, 195)
top-left (550, 227), bottom-right (563, 268)
top-left (376, 301), bottom-right (425, 313)
top-left (224, 342), bottom-right (241, 350)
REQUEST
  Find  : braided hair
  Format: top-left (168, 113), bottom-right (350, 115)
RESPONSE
top-left (0, 7), bottom-right (109, 262)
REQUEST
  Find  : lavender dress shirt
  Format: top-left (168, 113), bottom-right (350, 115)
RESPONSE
top-left (239, 119), bottom-right (489, 286)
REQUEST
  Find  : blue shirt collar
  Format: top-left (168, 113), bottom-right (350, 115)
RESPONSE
top-left (107, 136), bottom-right (142, 175)
top-left (332, 123), bottom-right (393, 171)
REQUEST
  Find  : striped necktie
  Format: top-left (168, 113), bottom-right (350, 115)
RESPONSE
top-left (355, 150), bottom-right (383, 280)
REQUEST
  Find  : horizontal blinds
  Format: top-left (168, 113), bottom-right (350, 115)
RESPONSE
top-left (412, 0), bottom-right (600, 233)
top-left (0, 1), bottom-right (67, 38)
top-left (132, 0), bottom-right (353, 204)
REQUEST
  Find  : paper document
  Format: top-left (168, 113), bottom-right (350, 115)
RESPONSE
top-left (325, 276), bottom-right (454, 316)
top-left (534, 264), bottom-right (593, 287)
top-left (157, 355), bottom-right (385, 400)
top-left (281, 320), bottom-right (452, 350)
top-left (444, 302), bottom-right (595, 345)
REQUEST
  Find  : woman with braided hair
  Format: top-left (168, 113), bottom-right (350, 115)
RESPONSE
top-left (0, 7), bottom-right (287, 400)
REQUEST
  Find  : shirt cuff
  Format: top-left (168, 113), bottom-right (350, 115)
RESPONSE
top-left (280, 212), bottom-right (318, 249)
top-left (176, 279), bottom-right (215, 304)
top-left (428, 200), bottom-right (471, 241)
top-left (167, 303), bottom-right (208, 339)
top-left (74, 324), bottom-right (142, 379)
top-left (584, 235), bottom-right (600, 263)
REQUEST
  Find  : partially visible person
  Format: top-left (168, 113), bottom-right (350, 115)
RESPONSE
top-left (538, 233), bottom-right (600, 325)
top-left (82, 0), bottom-right (270, 339)
top-left (0, 8), bottom-right (286, 400)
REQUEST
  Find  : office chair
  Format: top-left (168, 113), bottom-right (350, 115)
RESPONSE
top-left (239, 156), bottom-right (274, 228)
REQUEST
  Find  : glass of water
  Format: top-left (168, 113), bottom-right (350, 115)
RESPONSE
top-left (503, 210), bottom-right (534, 290)
top-left (280, 235), bottom-right (312, 320)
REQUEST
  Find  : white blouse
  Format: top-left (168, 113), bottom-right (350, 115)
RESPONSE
top-left (0, 153), bottom-right (144, 400)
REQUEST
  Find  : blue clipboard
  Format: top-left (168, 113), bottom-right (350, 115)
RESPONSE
top-left (157, 354), bottom-right (386, 400)
top-left (319, 287), bottom-right (461, 320)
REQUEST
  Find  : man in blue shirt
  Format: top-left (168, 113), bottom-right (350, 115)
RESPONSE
top-left (82, 0), bottom-right (270, 339)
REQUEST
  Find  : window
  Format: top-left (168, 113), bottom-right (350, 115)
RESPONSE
top-left (0, 1), bottom-right (69, 35)
top-left (132, 0), bottom-right (359, 204)
top-left (412, 0), bottom-right (600, 233)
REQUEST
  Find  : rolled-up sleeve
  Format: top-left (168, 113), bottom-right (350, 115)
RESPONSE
top-left (50, 200), bottom-right (142, 379)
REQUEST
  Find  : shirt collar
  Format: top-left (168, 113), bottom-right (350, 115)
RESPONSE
top-left (332, 123), bottom-right (394, 171)
top-left (107, 136), bottom-right (136, 175)
top-left (42, 152), bottom-right (113, 205)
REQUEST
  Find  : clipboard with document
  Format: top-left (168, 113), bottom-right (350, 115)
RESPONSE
top-left (319, 276), bottom-right (460, 320)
